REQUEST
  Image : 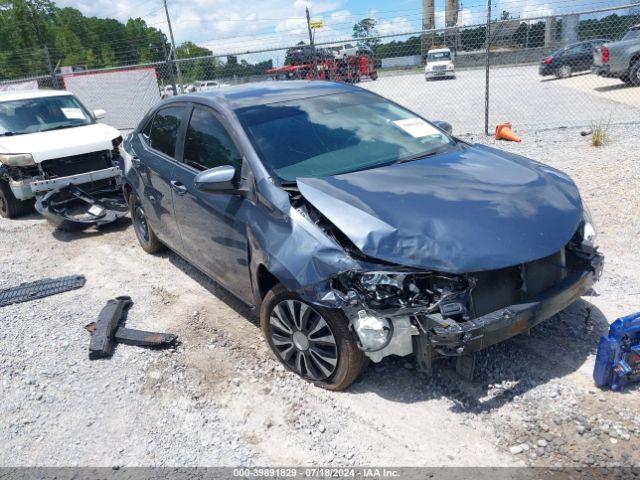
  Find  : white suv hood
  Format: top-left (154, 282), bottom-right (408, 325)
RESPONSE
top-left (0, 123), bottom-right (120, 163)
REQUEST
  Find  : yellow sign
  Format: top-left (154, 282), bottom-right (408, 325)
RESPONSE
top-left (310, 19), bottom-right (324, 29)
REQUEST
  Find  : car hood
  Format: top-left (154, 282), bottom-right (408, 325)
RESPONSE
top-left (296, 144), bottom-right (583, 273)
top-left (0, 123), bottom-right (120, 163)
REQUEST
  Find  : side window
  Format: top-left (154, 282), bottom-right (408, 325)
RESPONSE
top-left (140, 115), bottom-right (153, 142)
top-left (148, 106), bottom-right (183, 158)
top-left (182, 107), bottom-right (242, 172)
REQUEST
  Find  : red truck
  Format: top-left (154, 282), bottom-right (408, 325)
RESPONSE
top-left (267, 52), bottom-right (377, 83)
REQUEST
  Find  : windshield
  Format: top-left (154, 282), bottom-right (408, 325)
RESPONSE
top-left (622, 27), bottom-right (639, 41)
top-left (427, 51), bottom-right (451, 62)
top-left (236, 91), bottom-right (457, 181)
top-left (0, 95), bottom-right (93, 136)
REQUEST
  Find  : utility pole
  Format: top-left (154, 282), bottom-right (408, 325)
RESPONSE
top-left (43, 46), bottom-right (59, 89)
top-left (305, 7), bottom-right (318, 78)
top-left (484, 0), bottom-right (492, 136)
top-left (160, 41), bottom-right (178, 96)
top-left (163, 0), bottom-right (183, 90)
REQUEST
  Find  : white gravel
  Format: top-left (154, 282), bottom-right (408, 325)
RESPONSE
top-left (1, 124), bottom-right (639, 467)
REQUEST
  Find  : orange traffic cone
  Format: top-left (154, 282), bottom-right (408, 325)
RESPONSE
top-left (495, 122), bottom-right (521, 142)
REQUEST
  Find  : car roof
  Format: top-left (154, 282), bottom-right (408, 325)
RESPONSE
top-left (176, 80), bottom-right (362, 110)
top-left (0, 89), bottom-right (74, 102)
top-left (428, 48), bottom-right (451, 53)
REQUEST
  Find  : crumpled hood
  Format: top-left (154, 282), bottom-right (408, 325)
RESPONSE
top-left (297, 144), bottom-right (583, 273)
top-left (0, 123), bottom-right (120, 163)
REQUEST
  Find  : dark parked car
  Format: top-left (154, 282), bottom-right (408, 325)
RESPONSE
top-left (121, 81), bottom-right (603, 390)
top-left (539, 39), bottom-right (608, 78)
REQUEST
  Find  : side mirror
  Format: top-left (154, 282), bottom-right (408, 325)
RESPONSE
top-left (194, 165), bottom-right (241, 195)
top-left (93, 109), bottom-right (106, 120)
top-left (433, 120), bottom-right (453, 135)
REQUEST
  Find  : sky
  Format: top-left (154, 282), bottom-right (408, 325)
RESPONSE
top-left (56, 0), bottom-right (634, 57)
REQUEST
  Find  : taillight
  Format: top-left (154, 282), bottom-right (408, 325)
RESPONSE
top-left (601, 46), bottom-right (609, 63)
top-left (542, 56), bottom-right (553, 65)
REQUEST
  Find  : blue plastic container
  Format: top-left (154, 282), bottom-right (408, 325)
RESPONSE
top-left (593, 311), bottom-right (640, 390)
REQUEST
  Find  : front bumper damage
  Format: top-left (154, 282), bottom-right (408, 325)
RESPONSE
top-left (306, 246), bottom-right (603, 371)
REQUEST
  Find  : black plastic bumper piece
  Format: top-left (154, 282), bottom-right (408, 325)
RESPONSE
top-left (88, 296), bottom-right (133, 359)
top-left (0, 275), bottom-right (86, 307)
top-left (426, 253), bottom-right (604, 356)
top-left (87, 296), bottom-right (178, 358)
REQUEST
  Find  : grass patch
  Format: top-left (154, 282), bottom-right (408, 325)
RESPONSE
top-left (590, 119), bottom-right (611, 147)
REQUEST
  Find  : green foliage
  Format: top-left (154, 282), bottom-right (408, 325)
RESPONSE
top-left (0, 0), bottom-right (170, 79)
top-left (353, 18), bottom-right (380, 48)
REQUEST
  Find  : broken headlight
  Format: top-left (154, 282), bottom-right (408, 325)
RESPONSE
top-left (581, 205), bottom-right (597, 247)
top-left (0, 153), bottom-right (36, 167)
top-left (352, 310), bottom-right (392, 352)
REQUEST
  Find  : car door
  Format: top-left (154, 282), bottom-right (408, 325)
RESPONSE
top-left (170, 104), bottom-right (253, 302)
top-left (577, 42), bottom-right (595, 70)
top-left (134, 104), bottom-right (187, 250)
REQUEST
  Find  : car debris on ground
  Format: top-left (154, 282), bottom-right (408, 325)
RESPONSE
top-left (35, 184), bottom-right (128, 231)
top-left (86, 296), bottom-right (178, 359)
top-left (594, 311), bottom-right (640, 390)
top-left (0, 275), bottom-right (85, 307)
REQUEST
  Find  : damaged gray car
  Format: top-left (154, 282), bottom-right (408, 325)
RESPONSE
top-left (121, 81), bottom-right (603, 390)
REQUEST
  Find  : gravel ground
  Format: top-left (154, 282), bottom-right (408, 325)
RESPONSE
top-left (1, 124), bottom-right (639, 468)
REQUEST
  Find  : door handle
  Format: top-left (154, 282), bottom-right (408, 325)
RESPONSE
top-left (170, 180), bottom-right (187, 195)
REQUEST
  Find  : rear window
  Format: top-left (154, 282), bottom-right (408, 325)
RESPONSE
top-left (622, 27), bottom-right (639, 41)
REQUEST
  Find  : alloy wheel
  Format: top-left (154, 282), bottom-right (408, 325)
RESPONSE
top-left (558, 65), bottom-right (571, 78)
top-left (268, 300), bottom-right (338, 381)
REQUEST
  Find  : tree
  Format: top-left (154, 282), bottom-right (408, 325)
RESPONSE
top-left (353, 18), bottom-right (380, 47)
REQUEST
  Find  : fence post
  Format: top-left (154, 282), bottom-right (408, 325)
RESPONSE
top-left (484, 0), bottom-right (492, 136)
top-left (306, 7), bottom-right (318, 78)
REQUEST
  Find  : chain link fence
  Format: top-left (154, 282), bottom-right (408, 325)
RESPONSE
top-left (2, 3), bottom-right (639, 134)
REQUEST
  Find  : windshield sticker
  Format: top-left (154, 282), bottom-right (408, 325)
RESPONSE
top-left (61, 107), bottom-right (86, 120)
top-left (393, 118), bottom-right (440, 138)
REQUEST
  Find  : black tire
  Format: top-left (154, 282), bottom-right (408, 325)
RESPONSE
top-left (556, 64), bottom-right (572, 79)
top-left (628, 61), bottom-right (640, 87)
top-left (261, 284), bottom-right (367, 391)
top-left (0, 180), bottom-right (33, 219)
top-left (129, 191), bottom-right (165, 254)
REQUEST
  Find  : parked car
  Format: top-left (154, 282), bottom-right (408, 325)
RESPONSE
top-left (333, 43), bottom-right (373, 59)
top-left (539, 39), bottom-right (608, 78)
top-left (425, 47), bottom-right (455, 80)
top-left (195, 80), bottom-right (230, 92)
top-left (121, 81), bottom-right (603, 390)
top-left (592, 24), bottom-right (640, 86)
top-left (161, 85), bottom-right (178, 99)
top-left (0, 89), bottom-right (122, 219)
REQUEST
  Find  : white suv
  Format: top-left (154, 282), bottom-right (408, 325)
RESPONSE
top-left (425, 48), bottom-right (456, 80)
top-left (0, 90), bottom-right (121, 218)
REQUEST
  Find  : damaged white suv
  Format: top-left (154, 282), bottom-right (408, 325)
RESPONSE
top-left (0, 90), bottom-right (122, 223)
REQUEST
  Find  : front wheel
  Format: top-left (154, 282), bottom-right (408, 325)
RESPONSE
top-left (0, 180), bottom-right (33, 219)
top-left (129, 191), bottom-right (165, 254)
top-left (260, 284), bottom-right (366, 391)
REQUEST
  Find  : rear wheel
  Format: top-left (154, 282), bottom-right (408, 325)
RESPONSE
top-left (0, 180), bottom-right (33, 219)
top-left (261, 284), bottom-right (366, 391)
top-left (628, 61), bottom-right (640, 87)
top-left (129, 191), bottom-right (165, 254)
top-left (556, 64), bottom-right (572, 79)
